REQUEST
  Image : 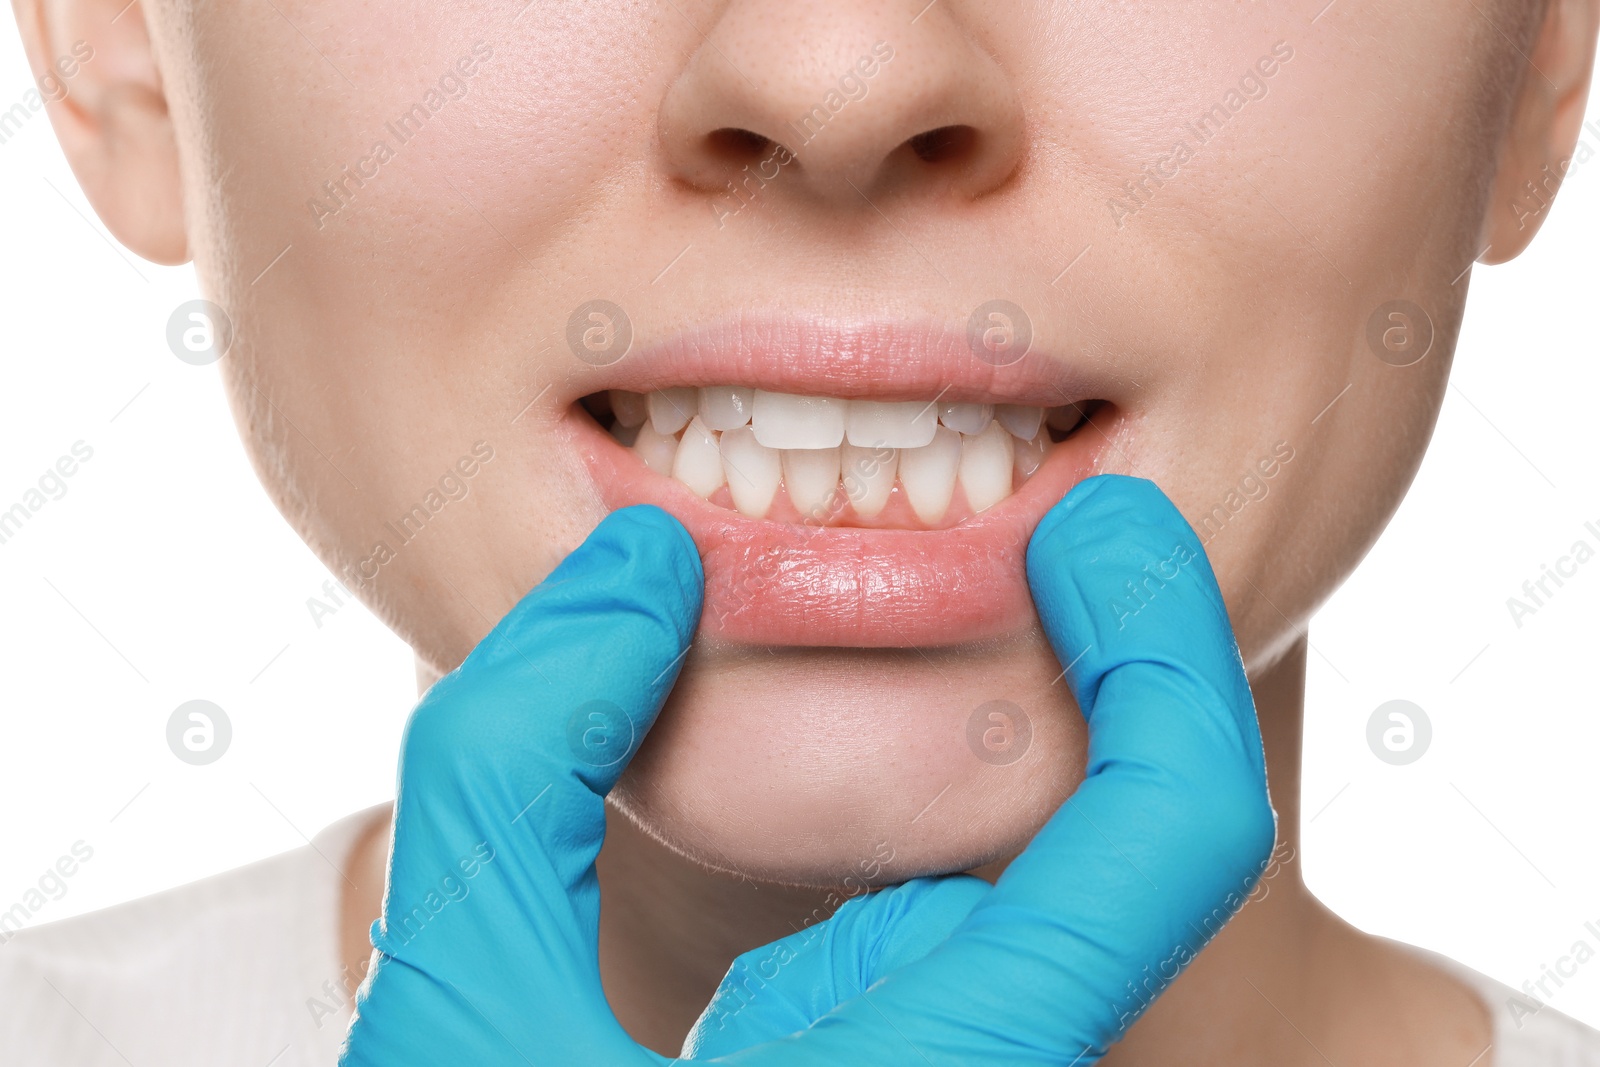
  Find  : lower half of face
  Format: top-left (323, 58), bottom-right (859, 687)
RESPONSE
top-left (179, 0), bottom-right (1528, 886)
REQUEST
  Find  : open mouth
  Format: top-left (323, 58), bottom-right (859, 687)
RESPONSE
top-left (579, 388), bottom-right (1101, 528)
top-left (560, 319), bottom-right (1120, 648)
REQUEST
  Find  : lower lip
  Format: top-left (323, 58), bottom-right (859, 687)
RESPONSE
top-left (570, 411), bottom-right (1111, 648)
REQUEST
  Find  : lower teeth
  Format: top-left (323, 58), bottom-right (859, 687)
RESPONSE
top-left (596, 389), bottom-right (1089, 525)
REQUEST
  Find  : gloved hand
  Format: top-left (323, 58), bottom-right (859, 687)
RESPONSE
top-left (339, 475), bottom-right (1276, 1066)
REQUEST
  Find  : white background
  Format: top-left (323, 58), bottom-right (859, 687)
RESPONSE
top-left (2, 21), bottom-right (1599, 1029)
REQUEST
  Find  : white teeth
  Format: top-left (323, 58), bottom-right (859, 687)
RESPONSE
top-left (615, 388), bottom-right (1073, 524)
top-left (938, 402), bottom-right (994, 435)
top-left (995, 404), bottom-right (1044, 440)
top-left (842, 444), bottom-right (897, 519)
top-left (720, 426), bottom-right (781, 517)
top-left (959, 423), bottom-right (1015, 514)
top-left (699, 386), bottom-right (754, 431)
top-left (632, 422), bottom-right (679, 477)
top-left (782, 447), bottom-right (841, 518)
top-left (649, 387), bottom-right (698, 435)
top-left (752, 391), bottom-right (846, 450)
top-left (1013, 429), bottom-right (1051, 483)
top-left (845, 400), bottom-right (938, 449)
top-left (671, 417), bottom-right (726, 499)
top-left (898, 426), bottom-right (962, 524)
top-left (611, 390), bottom-right (648, 428)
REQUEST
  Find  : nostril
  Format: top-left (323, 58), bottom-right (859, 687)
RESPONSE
top-left (908, 125), bottom-right (977, 165)
top-left (705, 127), bottom-right (777, 163)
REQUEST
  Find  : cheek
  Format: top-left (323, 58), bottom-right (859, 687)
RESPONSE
top-left (1022, 2), bottom-right (1499, 301)
top-left (1192, 348), bottom-right (1451, 674)
top-left (1030, 5), bottom-right (1487, 672)
top-left (178, 2), bottom-right (687, 666)
top-left (190, 3), bottom-right (676, 295)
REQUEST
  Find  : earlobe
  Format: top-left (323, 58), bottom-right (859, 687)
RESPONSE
top-left (13, 0), bottom-right (189, 265)
top-left (1477, 0), bottom-right (1600, 265)
top-left (77, 80), bottom-right (188, 264)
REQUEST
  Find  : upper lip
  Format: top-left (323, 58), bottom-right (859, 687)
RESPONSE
top-left (567, 316), bottom-right (1110, 407)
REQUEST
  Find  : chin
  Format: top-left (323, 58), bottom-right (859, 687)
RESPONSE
top-left (611, 635), bottom-right (1088, 888)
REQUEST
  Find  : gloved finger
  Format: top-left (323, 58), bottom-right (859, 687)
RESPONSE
top-left (347, 505), bottom-right (701, 1066)
top-left (681, 875), bottom-right (989, 1059)
top-left (712, 474), bottom-right (1276, 1065)
top-left (974, 473), bottom-right (1276, 1047)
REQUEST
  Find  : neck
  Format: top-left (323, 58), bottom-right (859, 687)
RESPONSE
top-left (596, 811), bottom-right (836, 1052)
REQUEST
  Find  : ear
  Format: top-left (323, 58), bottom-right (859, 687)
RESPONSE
top-left (1477, 0), bottom-right (1600, 265)
top-left (11, 0), bottom-right (188, 264)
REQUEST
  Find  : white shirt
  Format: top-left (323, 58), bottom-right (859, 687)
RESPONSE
top-left (2, 804), bottom-right (1596, 1065)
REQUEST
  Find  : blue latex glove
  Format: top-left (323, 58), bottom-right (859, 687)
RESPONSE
top-left (340, 475), bottom-right (1276, 1066)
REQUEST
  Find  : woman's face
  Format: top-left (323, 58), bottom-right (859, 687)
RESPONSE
top-left (138, 0), bottom-right (1542, 883)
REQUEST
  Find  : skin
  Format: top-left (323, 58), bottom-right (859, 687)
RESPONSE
top-left (14, 0), bottom-right (1599, 1061)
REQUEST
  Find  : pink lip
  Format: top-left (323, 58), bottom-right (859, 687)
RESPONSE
top-left (563, 319), bottom-right (1118, 648)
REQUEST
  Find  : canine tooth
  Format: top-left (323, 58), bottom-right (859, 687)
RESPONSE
top-left (841, 444), bottom-right (897, 519)
top-left (1014, 429), bottom-right (1050, 482)
top-left (845, 400), bottom-right (937, 449)
top-left (938, 402), bottom-right (994, 435)
top-left (671, 417), bottom-right (725, 498)
top-left (720, 427), bottom-right (781, 517)
top-left (632, 423), bottom-right (678, 476)
top-left (700, 386), bottom-right (755, 431)
top-left (995, 404), bottom-right (1043, 440)
top-left (898, 427), bottom-right (961, 524)
top-left (782, 447), bottom-right (841, 518)
top-left (649, 388), bottom-right (698, 435)
top-left (752, 391), bottom-right (846, 449)
top-left (610, 390), bottom-right (648, 428)
top-left (611, 422), bottom-right (640, 447)
top-left (959, 423), bottom-right (1014, 513)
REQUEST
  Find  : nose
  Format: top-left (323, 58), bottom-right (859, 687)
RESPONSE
top-left (658, 0), bottom-right (1024, 207)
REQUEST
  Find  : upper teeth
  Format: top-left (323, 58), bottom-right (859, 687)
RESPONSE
top-left (608, 388), bottom-right (1077, 525)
